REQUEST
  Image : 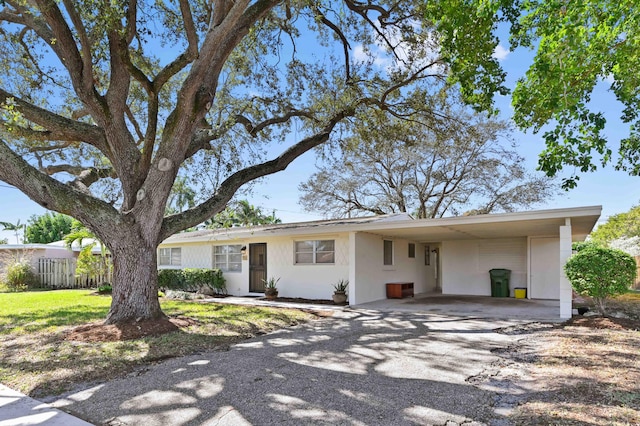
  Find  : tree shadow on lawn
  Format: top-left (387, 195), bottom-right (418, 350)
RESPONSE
top-left (3, 327), bottom-right (241, 399)
top-left (1, 307), bottom-right (312, 398)
top-left (0, 306), bottom-right (110, 334)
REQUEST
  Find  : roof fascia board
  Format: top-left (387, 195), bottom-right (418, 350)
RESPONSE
top-left (162, 206), bottom-right (602, 244)
top-left (349, 205), bottom-right (602, 233)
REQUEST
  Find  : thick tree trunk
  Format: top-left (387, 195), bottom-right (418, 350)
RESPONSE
top-left (105, 240), bottom-right (164, 324)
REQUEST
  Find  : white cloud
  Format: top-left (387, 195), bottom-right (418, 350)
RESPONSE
top-left (492, 44), bottom-right (510, 61)
top-left (352, 43), bottom-right (391, 69)
top-left (352, 23), bottom-right (444, 75)
top-left (352, 44), bottom-right (369, 63)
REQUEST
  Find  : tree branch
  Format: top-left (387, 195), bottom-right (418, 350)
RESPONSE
top-left (234, 110), bottom-right (316, 137)
top-left (60, 0), bottom-right (93, 92)
top-left (161, 111), bottom-right (349, 240)
top-left (0, 137), bottom-right (118, 225)
top-left (125, 0), bottom-right (138, 45)
top-left (312, 6), bottom-right (351, 82)
top-left (342, 0), bottom-right (403, 62)
top-left (0, 122), bottom-right (53, 141)
top-left (125, 105), bottom-right (144, 142)
top-left (0, 88), bottom-right (107, 150)
top-left (151, 0), bottom-right (206, 92)
top-left (185, 109), bottom-right (315, 159)
top-left (42, 164), bottom-right (116, 193)
top-left (33, 0), bottom-right (104, 115)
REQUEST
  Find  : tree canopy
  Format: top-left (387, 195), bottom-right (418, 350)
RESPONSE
top-left (590, 205), bottom-right (640, 244)
top-left (300, 95), bottom-right (556, 218)
top-left (430, 0), bottom-right (640, 188)
top-left (0, 0), bottom-right (510, 323)
top-left (206, 200), bottom-right (281, 228)
top-left (24, 212), bottom-right (74, 244)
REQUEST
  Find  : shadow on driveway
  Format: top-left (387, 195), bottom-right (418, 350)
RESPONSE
top-left (50, 310), bottom-right (532, 425)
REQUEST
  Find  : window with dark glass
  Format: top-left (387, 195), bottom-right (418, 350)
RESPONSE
top-left (383, 240), bottom-right (393, 265)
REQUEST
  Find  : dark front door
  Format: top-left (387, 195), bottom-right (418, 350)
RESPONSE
top-left (249, 243), bottom-right (267, 292)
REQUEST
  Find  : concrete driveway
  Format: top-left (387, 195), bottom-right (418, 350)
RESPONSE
top-left (49, 309), bottom-right (529, 426)
top-left (356, 293), bottom-right (562, 322)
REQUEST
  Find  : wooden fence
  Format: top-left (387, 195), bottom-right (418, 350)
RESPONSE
top-left (37, 258), bottom-right (112, 289)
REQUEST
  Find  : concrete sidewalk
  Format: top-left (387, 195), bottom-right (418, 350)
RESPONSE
top-left (0, 384), bottom-right (92, 426)
top-left (200, 295), bottom-right (348, 312)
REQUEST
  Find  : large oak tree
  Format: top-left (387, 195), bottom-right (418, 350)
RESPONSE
top-left (0, 1), bottom-right (509, 324)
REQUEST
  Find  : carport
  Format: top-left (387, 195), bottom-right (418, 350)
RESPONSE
top-left (347, 206), bottom-right (601, 319)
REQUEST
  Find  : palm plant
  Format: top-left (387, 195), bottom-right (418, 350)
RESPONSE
top-left (0, 220), bottom-right (25, 244)
top-left (64, 221), bottom-right (111, 278)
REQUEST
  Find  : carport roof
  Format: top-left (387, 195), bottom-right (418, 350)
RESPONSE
top-left (356, 205), bottom-right (601, 243)
top-left (163, 206), bottom-right (601, 244)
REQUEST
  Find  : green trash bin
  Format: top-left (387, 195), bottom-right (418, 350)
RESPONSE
top-left (489, 269), bottom-right (511, 297)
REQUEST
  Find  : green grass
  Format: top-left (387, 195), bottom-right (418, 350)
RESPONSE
top-left (0, 290), bottom-right (111, 334)
top-left (0, 290), bottom-right (316, 397)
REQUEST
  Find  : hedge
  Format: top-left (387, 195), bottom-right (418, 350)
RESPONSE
top-left (157, 268), bottom-right (226, 294)
top-left (565, 246), bottom-right (636, 315)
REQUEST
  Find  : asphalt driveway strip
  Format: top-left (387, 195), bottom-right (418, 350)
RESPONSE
top-left (47, 310), bottom-right (535, 426)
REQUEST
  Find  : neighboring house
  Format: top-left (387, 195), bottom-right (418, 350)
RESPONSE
top-left (159, 205), bottom-right (601, 319)
top-left (0, 243), bottom-right (75, 272)
top-left (45, 239), bottom-right (106, 256)
top-left (0, 239), bottom-right (107, 287)
top-left (0, 239), bottom-right (105, 267)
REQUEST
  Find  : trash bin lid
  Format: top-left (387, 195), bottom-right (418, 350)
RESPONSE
top-left (489, 268), bottom-right (511, 277)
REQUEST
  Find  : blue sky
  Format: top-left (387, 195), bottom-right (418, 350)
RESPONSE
top-left (1, 34), bottom-right (638, 243)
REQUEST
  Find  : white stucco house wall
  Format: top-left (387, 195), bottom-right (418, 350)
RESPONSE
top-left (158, 205), bottom-right (602, 319)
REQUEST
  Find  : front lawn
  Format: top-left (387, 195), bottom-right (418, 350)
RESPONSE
top-left (0, 290), bottom-right (316, 397)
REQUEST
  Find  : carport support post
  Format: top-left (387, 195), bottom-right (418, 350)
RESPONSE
top-left (559, 218), bottom-right (572, 319)
top-left (348, 231), bottom-right (357, 305)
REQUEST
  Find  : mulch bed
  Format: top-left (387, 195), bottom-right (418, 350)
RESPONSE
top-left (267, 297), bottom-right (345, 306)
top-left (564, 315), bottom-right (640, 330)
top-left (64, 297), bottom-right (342, 343)
top-left (65, 316), bottom-right (198, 342)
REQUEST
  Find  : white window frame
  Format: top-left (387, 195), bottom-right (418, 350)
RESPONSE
top-left (294, 240), bottom-right (335, 265)
top-left (213, 244), bottom-right (243, 272)
top-left (159, 247), bottom-right (181, 266)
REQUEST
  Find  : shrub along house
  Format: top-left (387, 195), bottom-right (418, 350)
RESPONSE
top-left (158, 206), bottom-right (601, 319)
